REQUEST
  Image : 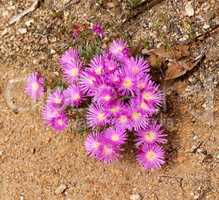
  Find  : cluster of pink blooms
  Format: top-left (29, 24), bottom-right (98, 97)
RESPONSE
top-left (25, 36), bottom-right (167, 170)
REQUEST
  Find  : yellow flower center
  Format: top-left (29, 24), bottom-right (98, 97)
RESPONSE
top-left (93, 142), bottom-right (100, 149)
top-left (103, 145), bottom-right (112, 155)
top-left (146, 150), bottom-right (156, 161)
top-left (115, 46), bottom-right (123, 53)
top-left (111, 134), bottom-right (119, 141)
top-left (110, 106), bottom-right (120, 113)
top-left (71, 68), bottom-right (79, 77)
top-left (95, 66), bottom-right (103, 75)
top-left (32, 82), bottom-right (39, 91)
top-left (108, 65), bottom-right (114, 70)
top-left (54, 98), bottom-right (62, 104)
top-left (103, 95), bottom-right (111, 102)
top-left (97, 112), bottom-right (106, 121)
top-left (132, 111), bottom-right (141, 121)
top-left (140, 101), bottom-right (149, 111)
top-left (119, 115), bottom-right (128, 124)
top-left (72, 93), bottom-right (80, 100)
top-left (145, 131), bottom-right (155, 142)
top-left (137, 81), bottom-right (145, 90)
top-left (57, 119), bottom-right (63, 126)
top-left (132, 66), bottom-right (140, 74)
top-left (88, 77), bottom-right (95, 85)
top-left (123, 78), bottom-right (132, 89)
top-left (143, 92), bottom-right (152, 100)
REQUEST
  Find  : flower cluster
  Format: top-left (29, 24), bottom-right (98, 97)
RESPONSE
top-left (25, 38), bottom-right (166, 170)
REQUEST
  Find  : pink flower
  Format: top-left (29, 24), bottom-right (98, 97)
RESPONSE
top-left (91, 23), bottom-right (105, 39)
top-left (86, 103), bottom-right (109, 128)
top-left (25, 72), bottom-right (44, 101)
top-left (89, 55), bottom-right (105, 76)
top-left (103, 127), bottom-right (127, 145)
top-left (136, 144), bottom-right (165, 170)
top-left (125, 57), bottom-right (150, 76)
top-left (64, 85), bottom-right (83, 107)
top-left (97, 142), bottom-right (121, 163)
top-left (109, 39), bottom-right (129, 61)
top-left (47, 89), bottom-right (64, 109)
top-left (79, 70), bottom-right (101, 96)
top-left (85, 132), bottom-right (103, 157)
top-left (51, 113), bottom-right (68, 132)
top-left (119, 67), bottom-right (136, 96)
top-left (135, 123), bottom-right (167, 146)
top-left (140, 80), bottom-right (163, 109)
top-left (42, 103), bottom-right (62, 125)
top-left (93, 85), bottom-right (116, 105)
top-left (128, 105), bottom-right (149, 131)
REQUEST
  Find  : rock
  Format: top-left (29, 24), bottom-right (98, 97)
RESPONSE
top-left (1, 28), bottom-right (9, 36)
top-left (203, 23), bottom-right (210, 30)
top-left (50, 49), bottom-right (56, 55)
top-left (18, 28), bottom-right (27, 34)
top-left (107, 2), bottom-right (115, 8)
top-left (25, 19), bottom-right (34, 27)
top-left (55, 184), bottom-right (67, 195)
top-left (130, 193), bottom-right (142, 200)
top-left (185, 2), bottom-right (194, 17)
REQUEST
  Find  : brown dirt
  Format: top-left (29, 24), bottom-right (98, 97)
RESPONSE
top-left (0, 0), bottom-right (218, 199)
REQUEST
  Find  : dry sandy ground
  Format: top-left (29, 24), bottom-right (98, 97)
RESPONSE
top-left (0, 0), bottom-right (218, 199)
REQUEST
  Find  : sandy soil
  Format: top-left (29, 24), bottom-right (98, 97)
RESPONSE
top-left (0, 0), bottom-right (218, 199)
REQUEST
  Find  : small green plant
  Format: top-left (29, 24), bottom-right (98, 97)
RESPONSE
top-left (127, 0), bottom-right (143, 8)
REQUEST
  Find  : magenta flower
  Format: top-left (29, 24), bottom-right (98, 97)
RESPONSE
top-left (135, 123), bottom-right (167, 146)
top-left (103, 127), bottom-right (127, 145)
top-left (62, 60), bottom-right (82, 84)
top-left (79, 70), bottom-right (100, 96)
top-left (85, 132), bottom-right (103, 157)
top-left (26, 37), bottom-right (167, 170)
top-left (64, 85), bottom-right (83, 107)
top-left (133, 98), bottom-right (156, 116)
top-left (47, 89), bottom-right (64, 109)
top-left (93, 85), bottom-right (115, 105)
top-left (103, 52), bottom-right (118, 73)
top-left (25, 72), bottom-right (44, 101)
top-left (42, 103), bottom-right (62, 126)
top-left (51, 113), bottom-right (68, 132)
top-left (109, 39), bottom-right (129, 61)
top-left (129, 106), bottom-right (148, 131)
top-left (90, 55), bottom-right (105, 76)
top-left (97, 141), bottom-right (120, 163)
top-left (114, 110), bottom-right (132, 130)
top-left (119, 68), bottom-right (136, 96)
top-left (140, 80), bottom-right (163, 109)
top-left (86, 103), bottom-right (109, 128)
top-left (136, 144), bottom-right (165, 170)
top-left (107, 70), bottom-right (122, 87)
top-left (125, 57), bottom-right (150, 76)
top-left (105, 100), bottom-right (123, 117)
top-left (91, 23), bottom-right (105, 39)
top-left (136, 74), bottom-right (152, 91)
top-left (59, 48), bottom-right (80, 68)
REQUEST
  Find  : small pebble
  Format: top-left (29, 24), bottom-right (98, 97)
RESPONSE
top-left (130, 193), bottom-right (142, 200)
top-left (18, 28), bottom-right (27, 34)
top-left (203, 23), bottom-right (210, 30)
top-left (55, 184), bottom-right (67, 195)
top-left (185, 2), bottom-right (194, 17)
top-left (107, 2), bottom-right (115, 8)
top-left (50, 49), bottom-right (56, 55)
top-left (25, 19), bottom-right (34, 27)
